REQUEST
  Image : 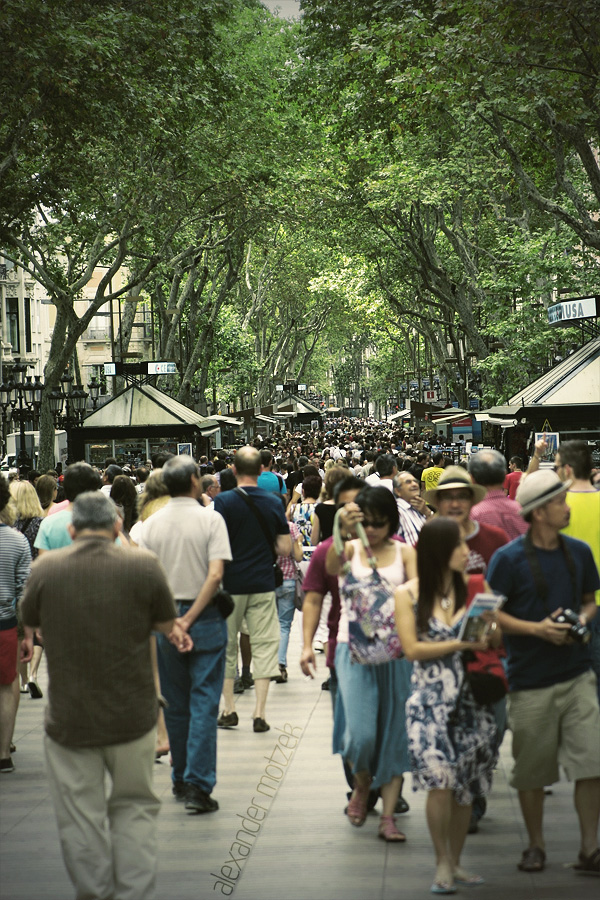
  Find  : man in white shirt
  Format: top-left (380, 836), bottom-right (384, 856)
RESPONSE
top-left (393, 471), bottom-right (432, 545)
top-left (365, 454), bottom-right (397, 490)
top-left (140, 456), bottom-right (232, 814)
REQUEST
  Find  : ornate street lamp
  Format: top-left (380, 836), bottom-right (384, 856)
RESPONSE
top-left (4, 361), bottom-right (35, 474)
top-left (50, 373), bottom-right (88, 464)
top-left (88, 376), bottom-right (101, 410)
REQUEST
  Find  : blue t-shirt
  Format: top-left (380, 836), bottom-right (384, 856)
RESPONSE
top-left (214, 487), bottom-right (289, 594)
top-left (257, 471), bottom-right (287, 496)
top-left (34, 509), bottom-right (73, 551)
top-left (487, 535), bottom-right (600, 691)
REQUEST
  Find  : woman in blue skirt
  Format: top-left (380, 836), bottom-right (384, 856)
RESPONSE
top-left (326, 487), bottom-right (416, 842)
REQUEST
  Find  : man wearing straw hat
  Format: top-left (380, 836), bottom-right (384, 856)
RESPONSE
top-left (423, 466), bottom-right (508, 575)
top-left (487, 470), bottom-right (600, 877)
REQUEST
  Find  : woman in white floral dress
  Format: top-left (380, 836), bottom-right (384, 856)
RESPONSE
top-left (395, 517), bottom-right (499, 895)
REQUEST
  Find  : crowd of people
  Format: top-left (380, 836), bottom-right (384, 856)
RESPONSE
top-left (1, 419), bottom-right (599, 898)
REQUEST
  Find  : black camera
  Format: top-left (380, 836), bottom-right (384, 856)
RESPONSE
top-left (551, 608), bottom-right (591, 644)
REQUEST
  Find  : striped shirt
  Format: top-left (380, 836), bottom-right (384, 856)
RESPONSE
top-left (0, 524), bottom-right (32, 627)
top-left (396, 498), bottom-right (426, 547)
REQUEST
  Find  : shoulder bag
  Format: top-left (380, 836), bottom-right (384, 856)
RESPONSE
top-left (332, 509), bottom-right (403, 665)
top-left (234, 488), bottom-right (284, 587)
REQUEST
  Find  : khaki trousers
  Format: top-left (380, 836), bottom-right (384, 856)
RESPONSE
top-left (44, 728), bottom-right (159, 900)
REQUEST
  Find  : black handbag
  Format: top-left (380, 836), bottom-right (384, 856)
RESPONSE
top-left (462, 650), bottom-right (508, 706)
top-left (212, 588), bottom-right (235, 619)
top-left (233, 488), bottom-right (284, 587)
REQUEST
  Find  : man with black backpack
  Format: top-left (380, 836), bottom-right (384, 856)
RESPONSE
top-left (214, 446), bottom-right (291, 733)
top-left (487, 469), bottom-right (600, 877)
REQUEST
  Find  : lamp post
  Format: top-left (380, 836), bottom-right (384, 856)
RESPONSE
top-left (48, 373), bottom-right (89, 465)
top-left (0, 376), bottom-right (13, 461)
top-left (88, 376), bottom-right (101, 410)
top-left (1, 361), bottom-right (36, 475)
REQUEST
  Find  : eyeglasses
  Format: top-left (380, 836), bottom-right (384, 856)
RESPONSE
top-left (362, 519), bottom-right (388, 528)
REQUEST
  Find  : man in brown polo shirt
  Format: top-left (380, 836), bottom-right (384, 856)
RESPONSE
top-left (21, 491), bottom-right (183, 900)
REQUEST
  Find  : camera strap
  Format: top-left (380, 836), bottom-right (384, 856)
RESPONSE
top-left (522, 530), bottom-right (578, 615)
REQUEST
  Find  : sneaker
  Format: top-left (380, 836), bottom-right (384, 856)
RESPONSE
top-left (28, 681), bottom-right (43, 699)
top-left (172, 781), bottom-right (186, 801)
top-left (233, 677), bottom-right (245, 694)
top-left (0, 757), bottom-right (15, 774)
top-left (217, 711), bottom-right (239, 728)
top-left (184, 784), bottom-right (219, 814)
top-left (240, 671), bottom-right (254, 689)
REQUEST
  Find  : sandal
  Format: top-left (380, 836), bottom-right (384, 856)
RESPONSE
top-left (455, 873), bottom-right (485, 885)
top-left (517, 846), bottom-right (546, 872)
top-left (346, 778), bottom-right (371, 827)
top-left (430, 881), bottom-right (456, 895)
top-left (574, 848), bottom-right (600, 876)
top-left (378, 814), bottom-right (406, 842)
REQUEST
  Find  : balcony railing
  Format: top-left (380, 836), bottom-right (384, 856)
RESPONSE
top-left (82, 328), bottom-right (110, 341)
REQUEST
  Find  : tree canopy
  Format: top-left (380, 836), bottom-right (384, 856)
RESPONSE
top-left (2, 0), bottom-right (598, 465)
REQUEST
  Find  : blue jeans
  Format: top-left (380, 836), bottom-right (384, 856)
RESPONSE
top-left (276, 580), bottom-right (296, 666)
top-left (157, 604), bottom-right (227, 793)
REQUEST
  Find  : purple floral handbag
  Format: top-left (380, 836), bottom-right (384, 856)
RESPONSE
top-left (333, 512), bottom-right (403, 665)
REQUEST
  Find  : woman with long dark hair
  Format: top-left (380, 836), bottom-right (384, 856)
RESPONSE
top-left (395, 517), bottom-right (499, 894)
top-left (325, 486), bottom-right (416, 843)
top-left (110, 474), bottom-right (138, 539)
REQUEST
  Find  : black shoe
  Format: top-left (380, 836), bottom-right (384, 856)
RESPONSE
top-left (217, 711), bottom-right (238, 728)
top-left (395, 795), bottom-right (410, 815)
top-left (241, 671), bottom-right (254, 689)
top-left (468, 813), bottom-right (479, 834)
top-left (172, 781), bottom-right (186, 801)
top-left (253, 717), bottom-right (270, 733)
top-left (28, 681), bottom-right (43, 699)
top-left (321, 678), bottom-right (331, 691)
top-left (233, 677), bottom-right (245, 694)
top-left (184, 784), bottom-right (219, 814)
top-left (0, 757), bottom-right (15, 774)
top-left (274, 665), bottom-right (287, 684)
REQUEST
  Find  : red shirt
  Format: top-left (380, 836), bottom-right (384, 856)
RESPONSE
top-left (465, 521), bottom-right (509, 575)
top-left (503, 471), bottom-right (522, 501)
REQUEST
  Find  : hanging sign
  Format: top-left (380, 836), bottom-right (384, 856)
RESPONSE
top-left (547, 296), bottom-right (598, 326)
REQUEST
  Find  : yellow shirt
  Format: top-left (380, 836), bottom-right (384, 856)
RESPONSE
top-left (421, 466), bottom-right (445, 492)
top-left (562, 490), bottom-right (600, 604)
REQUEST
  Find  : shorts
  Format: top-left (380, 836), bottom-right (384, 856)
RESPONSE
top-left (0, 627), bottom-right (18, 685)
top-left (225, 593), bottom-right (279, 680)
top-left (508, 670), bottom-right (600, 789)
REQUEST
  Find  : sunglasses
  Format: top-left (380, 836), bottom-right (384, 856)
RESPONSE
top-left (362, 519), bottom-right (388, 528)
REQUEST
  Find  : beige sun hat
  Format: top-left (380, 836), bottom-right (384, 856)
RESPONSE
top-left (424, 465), bottom-right (486, 507)
top-left (515, 469), bottom-right (572, 517)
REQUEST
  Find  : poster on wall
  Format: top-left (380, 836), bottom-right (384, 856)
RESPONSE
top-left (177, 442), bottom-right (192, 456)
top-left (534, 432), bottom-right (559, 460)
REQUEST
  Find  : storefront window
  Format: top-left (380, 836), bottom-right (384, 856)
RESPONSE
top-left (86, 442), bottom-right (113, 467)
top-left (148, 438), bottom-right (179, 459)
top-left (114, 439), bottom-right (148, 467)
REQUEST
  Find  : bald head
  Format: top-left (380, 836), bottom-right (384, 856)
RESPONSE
top-left (233, 446), bottom-right (261, 478)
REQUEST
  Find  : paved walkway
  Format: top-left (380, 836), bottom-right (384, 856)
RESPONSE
top-left (1, 619), bottom-right (597, 900)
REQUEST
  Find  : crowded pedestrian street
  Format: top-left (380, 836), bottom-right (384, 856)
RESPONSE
top-left (1, 617), bottom-right (597, 900)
